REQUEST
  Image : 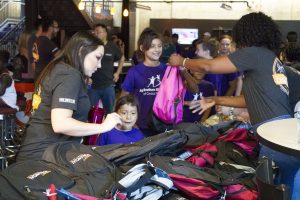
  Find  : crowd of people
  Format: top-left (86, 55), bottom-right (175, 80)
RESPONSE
top-left (1, 11), bottom-right (300, 199)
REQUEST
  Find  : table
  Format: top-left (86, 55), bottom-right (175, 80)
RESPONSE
top-left (257, 118), bottom-right (300, 157)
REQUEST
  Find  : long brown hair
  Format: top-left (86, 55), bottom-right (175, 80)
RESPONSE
top-left (35, 31), bottom-right (103, 88)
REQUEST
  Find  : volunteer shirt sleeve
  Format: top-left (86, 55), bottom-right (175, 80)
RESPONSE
top-left (51, 69), bottom-right (81, 111)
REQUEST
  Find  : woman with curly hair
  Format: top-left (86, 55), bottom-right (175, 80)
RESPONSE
top-left (169, 12), bottom-right (300, 198)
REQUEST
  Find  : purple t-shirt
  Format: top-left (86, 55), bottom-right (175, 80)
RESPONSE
top-left (96, 128), bottom-right (144, 146)
top-left (204, 72), bottom-right (239, 96)
top-left (121, 62), bottom-right (167, 129)
top-left (183, 80), bottom-right (215, 122)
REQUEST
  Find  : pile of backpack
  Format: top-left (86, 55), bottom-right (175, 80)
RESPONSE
top-left (0, 121), bottom-right (259, 200)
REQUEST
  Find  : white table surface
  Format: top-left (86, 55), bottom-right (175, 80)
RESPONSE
top-left (257, 118), bottom-right (300, 156)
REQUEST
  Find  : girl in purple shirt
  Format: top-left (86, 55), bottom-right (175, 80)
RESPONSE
top-left (97, 95), bottom-right (144, 145)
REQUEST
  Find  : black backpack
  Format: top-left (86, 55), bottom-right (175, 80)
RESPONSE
top-left (93, 130), bottom-right (188, 166)
top-left (42, 141), bottom-right (122, 197)
top-left (0, 160), bottom-right (75, 200)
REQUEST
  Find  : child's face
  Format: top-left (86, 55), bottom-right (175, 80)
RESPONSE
top-left (143, 38), bottom-right (162, 62)
top-left (117, 104), bottom-right (138, 131)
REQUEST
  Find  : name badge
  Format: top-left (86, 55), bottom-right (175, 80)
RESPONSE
top-left (32, 94), bottom-right (41, 110)
top-left (272, 73), bottom-right (287, 85)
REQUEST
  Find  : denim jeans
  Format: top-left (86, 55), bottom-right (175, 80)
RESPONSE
top-left (292, 169), bottom-right (300, 200)
top-left (88, 85), bottom-right (115, 113)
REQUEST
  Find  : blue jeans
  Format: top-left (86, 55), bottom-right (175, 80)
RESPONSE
top-left (255, 115), bottom-right (300, 199)
top-left (292, 169), bottom-right (300, 200)
top-left (88, 85), bottom-right (115, 113)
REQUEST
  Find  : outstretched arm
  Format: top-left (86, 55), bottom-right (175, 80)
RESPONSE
top-left (169, 54), bottom-right (238, 74)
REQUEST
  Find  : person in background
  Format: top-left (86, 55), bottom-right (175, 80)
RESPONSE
top-left (218, 34), bottom-right (232, 56)
top-left (89, 23), bottom-right (124, 113)
top-left (172, 33), bottom-right (182, 55)
top-left (280, 31), bottom-right (298, 63)
top-left (32, 19), bottom-right (59, 80)
top-left (11, 30), bottom-right (31, 80)
top-left (183, 39), bottom-right (217, 123)
top-left (169, 12), bottom-right (300, 199)
top-left (111, 33), bottom-right (125, 52)
top-left (16, 31), bottom-right (122, 161)
top-left (51, 20), bottom-right (62, 47)
top-left (203, 35), bottom-right (239, 96)
top-left (202, 32), bottom-right (211, 42)
top-left (0, 50), bottom-right (18, 110)
top-left (285, 44), bottom-right (300, 67)
top-left (186, 39), bottom-right (200, 59)
top-left (27, 18), bottom-right (42, 79)
top-left (160, 30), bottom-right (176, 64)
top-left (97, 95), bottom-right (144, 145)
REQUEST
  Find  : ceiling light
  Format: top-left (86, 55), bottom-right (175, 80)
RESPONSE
top-left (95, 4), bottom-right (101, 14)
top-left (78, 1), bottom-right (85, 10)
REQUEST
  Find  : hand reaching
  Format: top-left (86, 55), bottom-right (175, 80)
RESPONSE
top-left (189, 97), bottom-right (216, 115)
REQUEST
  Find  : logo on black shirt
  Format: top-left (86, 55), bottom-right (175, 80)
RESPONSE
top-left (272, 58), bottom-right (289, 95)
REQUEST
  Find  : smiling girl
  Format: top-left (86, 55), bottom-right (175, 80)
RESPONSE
top-left (120, 28), bottom-right (167, 136)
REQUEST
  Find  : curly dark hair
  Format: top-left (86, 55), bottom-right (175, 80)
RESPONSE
top-left (232, 12), bottom-right (282, 52)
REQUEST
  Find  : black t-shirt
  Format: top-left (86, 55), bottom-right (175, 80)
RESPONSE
top-left (91, 41), bottom-right (121, 89)
top-left (228, 47), bottom-right (291, 125)
top-left (33, 36), bottom-right (58, 79)
top-left (17, 63), bottom-right (90, 161)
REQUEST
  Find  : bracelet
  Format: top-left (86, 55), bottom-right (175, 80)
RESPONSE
top-left (182, 58), bottom-right (189, 68)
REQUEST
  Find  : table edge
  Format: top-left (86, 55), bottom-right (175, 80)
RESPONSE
top-left (256, 133), bottom-right (300, 157)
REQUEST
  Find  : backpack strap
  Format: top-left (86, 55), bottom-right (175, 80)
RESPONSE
top-left (117, 163), bottom-right (155, 195)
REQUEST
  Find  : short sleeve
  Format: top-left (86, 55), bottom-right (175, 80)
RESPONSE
top-left (51, 69), bottom-right (82, 111)
top-left (228, 47), bottom-right (259, 71)
top-left (121, 68), bottom-right (135, 93)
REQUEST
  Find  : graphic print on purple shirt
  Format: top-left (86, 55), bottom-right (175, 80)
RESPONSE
top-left (183, 80), bottom-right (215, 122)
top-left (96, 127), bottom-right (144, 145)
top-left (204, 72), bottom-right (239, 96)
top-left (121, 63), bottom-right (167, 129)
